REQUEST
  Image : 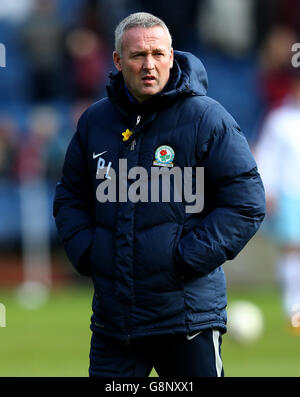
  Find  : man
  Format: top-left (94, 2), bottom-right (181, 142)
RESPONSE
top-left (53, 12), bottom-right (265, 377)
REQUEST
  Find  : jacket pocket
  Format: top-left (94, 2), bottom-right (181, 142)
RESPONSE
top-left (172, 225), bottom-right (199, 282)
top-left (90, 227), bottom-right (114, 278)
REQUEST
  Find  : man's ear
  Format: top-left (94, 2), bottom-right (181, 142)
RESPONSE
top-left (113, 51), bottom-right (122, 72)
top-left (170, 48), bottom-right (174, 68)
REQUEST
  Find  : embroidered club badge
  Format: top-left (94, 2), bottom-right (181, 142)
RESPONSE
top-left (153, 145), bottom-right (175, 167)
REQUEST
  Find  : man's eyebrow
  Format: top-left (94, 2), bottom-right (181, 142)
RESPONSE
top-left (152, 48), bottom-right (167, 53)
top-left (130, 50), bottom-right (147, 56)
top-left (130, 48), bottom-right (167, 56)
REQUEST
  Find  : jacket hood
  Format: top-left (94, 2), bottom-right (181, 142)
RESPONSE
top-left (106, 51), bottom-right (208, 114)
top-left (173, 50), bottom-right (208, 96)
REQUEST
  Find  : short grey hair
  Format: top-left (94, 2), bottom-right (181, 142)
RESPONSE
top-left (114, 12), bottom-right (172, 55)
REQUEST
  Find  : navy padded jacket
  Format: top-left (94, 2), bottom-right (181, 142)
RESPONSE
top-left (53, 51), bottom-right (266, 341)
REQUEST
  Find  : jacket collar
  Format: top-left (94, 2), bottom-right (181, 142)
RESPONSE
top-left (106, 51), bottom-right (208, 121)
top-left (107, 58), bottom-right (184, 113)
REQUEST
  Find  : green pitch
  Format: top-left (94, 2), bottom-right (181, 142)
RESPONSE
top-left (0, 284), bottom-right (300, 377)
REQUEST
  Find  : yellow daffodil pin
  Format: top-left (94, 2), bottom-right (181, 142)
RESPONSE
top-left (122, 129), bottom-right (133, 141)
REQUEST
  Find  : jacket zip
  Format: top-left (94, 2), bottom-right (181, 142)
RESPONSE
top-left (130, 140), bottom-right (136, 151)
top-left (136, 115), bottom-right (141, 126)
top-left (124, 114), bottom-right (142, 341)
top-left (130, 115), bottom-right (141, 151)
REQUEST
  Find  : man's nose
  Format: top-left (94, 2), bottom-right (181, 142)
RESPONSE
top-left (143, 55), bottom-right (155, 70)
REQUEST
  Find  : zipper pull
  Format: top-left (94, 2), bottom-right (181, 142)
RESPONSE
top-left (129, 116), bottom-right (141, 151)
top-left (136, 115), bottom-right (141, 126)
top-left (130, 139), bottom-right (136, 151)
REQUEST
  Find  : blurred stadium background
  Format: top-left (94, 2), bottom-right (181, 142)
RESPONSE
top-left (1, 0), bottom-right (300, 377)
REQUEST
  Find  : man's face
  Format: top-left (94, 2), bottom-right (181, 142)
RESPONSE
top-left (113, 26), bottom-right (174, 103)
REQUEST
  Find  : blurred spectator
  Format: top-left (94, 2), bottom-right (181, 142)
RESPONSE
top-left (278, 0), bottom-right (300, 38)
top-left (71, 98), bottom-right (94, 127)
top-left (257, 25), bottom-right (298, 112)
top-left (254, 70), bottom-right (300, 332)
top-left (96, 0), bottom-right (142, 48)
top-left (0, 0), bottom-right (34, 23)
top-left (14, 106), bottom-right (59, 289)
top-left (0, 117), bottom-right (18, 179)
top-left (64, 28), bottom-right (110, 100)
top-left (253, 0), bottom-right (300, 51)
top-left (20, 0), bottom-right (64, 101)
top-left (80, 0), bottom-right (106, 37)
top-left (140, 0), bottom-right (199, 49)
top-left (196, 0), bottom-right (255, 56)
top-left (14, 105), bottom-right (59, 181)
top-left (253, 0), bottom-right (282, 50)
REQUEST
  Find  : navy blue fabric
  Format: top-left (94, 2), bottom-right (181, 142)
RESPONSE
top-left (53, 51), bottom-right (266, 342)
top-left (89, 328), bottom-right (223, 377)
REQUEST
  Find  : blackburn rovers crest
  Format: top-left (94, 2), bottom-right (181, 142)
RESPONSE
top-left (153, 145), bottom-right (175, 167)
